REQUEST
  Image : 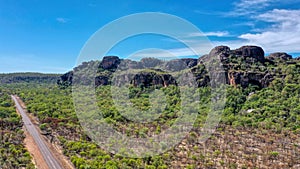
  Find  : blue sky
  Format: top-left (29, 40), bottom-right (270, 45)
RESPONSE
top-left (1, 0), bottom-right (300, 73)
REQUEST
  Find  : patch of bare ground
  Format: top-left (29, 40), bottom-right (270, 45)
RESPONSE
top-left (165, 125), bottom-right (300, 169)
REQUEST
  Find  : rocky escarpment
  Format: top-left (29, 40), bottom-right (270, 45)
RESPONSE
top-left (199, 45), bottom-right (265, 64)
top-left (57, 45), bottom-right (299, 89)
top-left (58, 56), bottom-right (198, 88)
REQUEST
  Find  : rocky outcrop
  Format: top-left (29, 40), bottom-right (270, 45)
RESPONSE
top-left (58, 45), bottom-right (295, 89)
top-left (266, 52), bottom-right (292, 61)
top-left (209, 46), bottom-right (231, 62)
top-left (57, 71), bottom-right (73, 86)
top-left (199, 45), bottom-right (265, 64)
top-left (100, 56), bottom-right (121, 70)
top-left (233, 46), bottom-right (265, 62)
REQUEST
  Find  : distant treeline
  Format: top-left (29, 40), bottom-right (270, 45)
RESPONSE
top-left (0, 73), bottom-right (61, 84)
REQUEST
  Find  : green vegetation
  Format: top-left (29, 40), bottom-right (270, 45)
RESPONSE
top-left (0, 88), bottom-right (34, 168)
top-left (4, 78), bottom-right (299, 168)
top-left (222, 64), bottom-right (300, 132)
top-left (0, 54), bottom-right (299, 168)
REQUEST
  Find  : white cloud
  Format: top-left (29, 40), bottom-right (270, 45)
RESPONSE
top-left (56, 17), bottom-right (68, 23)
top-left (188, 31), bottom-right (230, 37)
top-left (234, 0), bottom-right (272, 8)
top-left (204, 31), bottom-right (230, 37)
top-left (238, 9), bottom-right (300, 53)
top-left (229, 0), bottom-right (277, 16)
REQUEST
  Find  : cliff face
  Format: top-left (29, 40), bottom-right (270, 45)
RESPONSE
top-left (57, 45), bottom-right (299, 89)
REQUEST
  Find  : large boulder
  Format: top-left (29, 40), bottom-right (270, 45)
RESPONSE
top-left (233, 46), bottom-right (265, 62)
top-left (100, 56), bottom-right (121, 70)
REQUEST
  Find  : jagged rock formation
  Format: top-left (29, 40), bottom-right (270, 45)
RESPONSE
top-left (57, 45), bottom-right (299, 89)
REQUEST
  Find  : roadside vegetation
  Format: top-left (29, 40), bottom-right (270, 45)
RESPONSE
top-left (0, 87), bottom-right (34, 169)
